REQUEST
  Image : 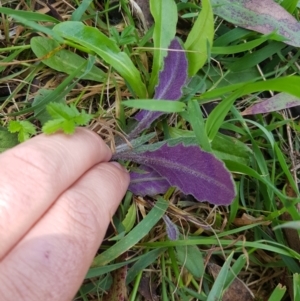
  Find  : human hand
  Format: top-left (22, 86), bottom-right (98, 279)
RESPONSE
top-left (0, 128), bottom-right (130, 301)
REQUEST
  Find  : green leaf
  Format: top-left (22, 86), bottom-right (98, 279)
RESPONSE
top-left (4, 14), bottom-right (63, 43)
top-left (53, 21), bottom-right (147, 98)
top-left (126, 248), bottom-right (166, 284)
top-left (8, 120), bottom-right (36, 142)
top-left (205, 90), bottom-right (240, 141)
top-left (149, 0), bottom-right (178, 93)
top-left (175, 245), bottom-right (204, 278)
top-left (30, 37), bottom-right (107, 82)
top-left (71, 0), bottom-right (93, 21)
top-left (211, 32), bottom-right (278, 54)
top-left (0, 7), bottom-right (59, 23)
top-left (281, 0), bottom-right (298, 13)
top-left (201, 76), bottom-right (300, 101)
top-left (0, 126), bottom-right (19, 152)
top-left (211, 133), bottom-right (253, 165)
top-left (228, 41), bottom-right (285, 72)
top-left (122, 203), bottom-right (136, 233)
top-left (184, 0), bottom-right (214, 76)
top-left (0, 49), bottom-right (24, 73)
top-left (187, 99), bottom-right (211, 152)
top-left (46, 103), bottom-right (77, 119)
top-left (122, 99), bottom-right (186, 112)
top-left (42, 103), bottom-right (93, 135)
top-left (207, 252), bottom-right (234, 301)
top-left (32, 89), bottom-right (65, 125)
top-left (223, 254), bottom-right (248, 289)
top-left (11, 59), bottom-right (91, 117)
top-left (273, 221), bottom-right (300, 231)
top-left (42, 119), bottom-right (73, 135)
top-left (294, 273), bottom-right (300, 301)
top-left (224, 160), bottom-right (300, 222)
top-left (267, 284), bottom-right (286, 301)
top-left (73, 113), bottom-right (93, 125)
top-left (92, 197), bottom-right (168, 266)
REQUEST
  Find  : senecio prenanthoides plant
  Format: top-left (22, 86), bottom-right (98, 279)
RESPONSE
top-left (112, 39), bottom-right (236, 207)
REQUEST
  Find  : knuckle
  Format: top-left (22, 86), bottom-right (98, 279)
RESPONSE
top-left (62, 188), bottom-right (103, 239)
top-left (8, 145), bottom-right (59, 182)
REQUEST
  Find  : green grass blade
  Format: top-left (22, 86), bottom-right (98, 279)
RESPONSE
top-left (274, 143), bottom-right (299, 194)
top-left (122, 99), bottom-right (186, 112)
top-left (149, 0), bottom-right (177, 94)
top-left (273, 222), bottom-right (300, 231)
top-left (0, 7), bottom-right (59, 23)
top-left (201, 76), bottom-right (300, 101)
top-left (0, 48), bottom-right (24, 73)
top-left (293, 273), bottom-right (300, 300)
top-left (126, 248), bottom-right (166, 284)
top-left (92, 197), bottom-right (168, 266)
top-left (53, 21), bottom-right (147, 98)
top-left (187, 98), bottom-right (211, 152)
top-left (85, 256), bottom-right (138, 279)
top-left (212, 33), bottom-right (277, 54)
top-left (184, 0), bottom-right (214, 76)
top-left (224, 160), bottom-right (300, 215)
top-left (4, 14), bottom-right (62, 43)
top-left (228, 41), bottom-right (285, 72)
top-left (71, 0), bottom-right (93, 21)
top-left (142, 238), bottom-right (300, 260)
top-left (207, 252), bottom-right (234, 301)
top-left (205, 90), bottom-right (240, 141)
top-left (30, 37), bottom-right (107, 82)
top-left (281, 0), bottom-right (298, 13)
top-left (267, 284), bottom-right (286, 301)
top-left (223, 254), bottom-right (247, 289)
top-left (8, 60), bottom-right (88, 117)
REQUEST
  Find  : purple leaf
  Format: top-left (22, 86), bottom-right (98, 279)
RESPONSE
top-left (129, 38), bottom-right (188, 138)
top-left (211, 0), bottom-right (300, 47)
top-left (242, 93), bottom-right (300, 115)
top-left (115, 143), bottom-right (236, 206)
top-left (163, 215), bottom-right (179, 241)
top-left (129, 166), bottom-right (170, 196)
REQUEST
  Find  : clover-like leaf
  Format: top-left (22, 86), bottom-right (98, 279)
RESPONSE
top-left (42, 102), bottom-right (93, 134)
top-left (8, 120), bottom-right (36, 142)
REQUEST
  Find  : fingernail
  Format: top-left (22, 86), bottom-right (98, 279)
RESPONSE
top-left (110, 161), bottom-right (128, 172)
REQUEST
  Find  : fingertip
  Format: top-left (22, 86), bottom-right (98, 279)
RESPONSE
top-left (70, 127), bottom-right (113, 161)
top-left (110, 161), bottom-right (129, 173)
top-left (94, 162), bottom-right (130, 217)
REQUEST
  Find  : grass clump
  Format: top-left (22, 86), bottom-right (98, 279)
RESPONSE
top-left (1, 0), bottom-right (300, 300)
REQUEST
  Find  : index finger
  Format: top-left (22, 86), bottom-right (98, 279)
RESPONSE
top-left (0, 128), bottom-right (111, 259)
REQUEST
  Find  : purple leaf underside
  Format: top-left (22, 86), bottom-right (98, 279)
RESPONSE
top-left (211, 0), bottom-right (300, 47)
top-left (163, 215), bottom-right (179, 241)
top-left (118, 143), bottom-right (236, 206)
top-left (129, 166), bottom-right (170, 196)
top-left (242, 93), bottom-right (300, 115)
top-left (129, 38), bottom-right (188, 138)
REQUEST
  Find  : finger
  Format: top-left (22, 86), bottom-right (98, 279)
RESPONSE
top-left (0, 162), bottom-right (130, 301)
top-left (0, 128), bottom-right (111, 259)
